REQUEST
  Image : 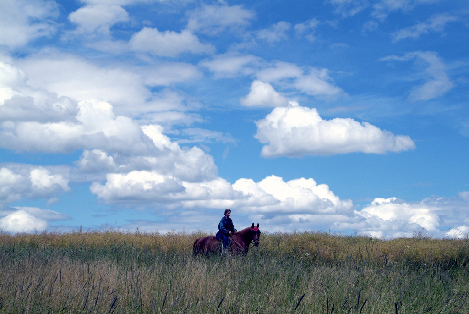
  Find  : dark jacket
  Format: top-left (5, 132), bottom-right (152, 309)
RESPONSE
top-left (218, 216), bottom-right (236, 235)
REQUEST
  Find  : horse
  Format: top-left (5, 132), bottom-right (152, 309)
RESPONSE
top-left (193, 223), bottom-right (261, 256)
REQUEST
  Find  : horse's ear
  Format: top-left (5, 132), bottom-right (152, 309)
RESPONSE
top-left (251, 223), bottom-right (254, 228)
top-left (257, 223), bottom-right (259, 228)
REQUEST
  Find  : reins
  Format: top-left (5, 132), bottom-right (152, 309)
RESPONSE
top-left (230, 235), bottom-right (243, 249)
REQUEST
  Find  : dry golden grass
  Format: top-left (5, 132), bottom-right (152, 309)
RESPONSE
top-left (1, 231), bottom-right (469, 313)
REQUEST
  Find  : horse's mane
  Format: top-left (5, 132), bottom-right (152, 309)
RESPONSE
top-left (234, 227), bottom-right (252, 237)
top-left (233, 227), bottom-right (251, 238)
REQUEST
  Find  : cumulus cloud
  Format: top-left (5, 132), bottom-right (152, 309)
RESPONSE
top-left (90, 172), bottom-right (353, 223)
top-left (446, 226), bottom-right (469, 239)
top-left (186, 3), bottom-right (255, 34)
top-left (68, 4), bottom-right (130, 35)
top-left (360, 197), bottom-right (440, 236)
top-left (391, 14), bottom-right (459, 42)
top-left (0, 165), bottom-right (70, 209)
top-left (0, 57), bottom-right (221, 205)
top-left (0, 207), bottom-right (70, 234)
top-left (0, 209), bottom-right (48, 233)
top-left (76, 149), bottom-right (117, 174)
top-left (381, 51), bottom-right (453, 101)
top-left (72, 123), bottom-right (219, 183)
top-left (0, 60), bottom-right (78, 123)
top-left (129, 27), bottom-right (215, 57)
top-left (0, 0), bottom-right (59, 48)
top-left (88, 171), bottom-right (469, 237)
top-left (16, 54), bottom-right (150, 108)
top-left (255, 103), bottom-right (415, 157)
top-left (233, 176), bottom-right (353, 215)
top-left (333, 194), bottom-right (469, 239)
top-left (1, 100), bottom-right (154, 154)
top-left (241, 80), bottom-right (289, 107)
top-left (15, 53), bottom-right (201, 121)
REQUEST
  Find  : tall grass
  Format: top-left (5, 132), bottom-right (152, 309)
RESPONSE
top-left (1, 231), bottom-right (469, 313)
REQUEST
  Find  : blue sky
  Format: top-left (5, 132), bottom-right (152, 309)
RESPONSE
top-left (1, 0), bottom-right (469, 238)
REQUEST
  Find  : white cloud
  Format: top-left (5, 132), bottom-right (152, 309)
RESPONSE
top-left (186, 3), bottom-right (255, 34)
top-left (0, 60), bottom-right (78, 123)
top-left (0, 166), bottom-right (70, 209)
top-left (14, 55), bottom-right (200, 124)
top-left (459, 191), bottom-right (469, 201)
top-left (256, 61), bottom-right (303, 82)
top-left (256, 62), bottom-right (345, 98)
top-left (90, 171), bottom-right (186, 203)
top-left (255, 103), bottom-right (415, 157)
top-left (241, 80), bottom-right (289, 107)
top-left (381, 51), bottom-right (453, 101)
top-left (0, 209), bottom-right (48, 233)
top-left (391, 14), bottom-right (459, 42)
top-left (257, 22), bottom-right (291, 43)
top-left (199, 53), bottom-right (261, 78)
top-left (372, 0), bottom-right (441, 21)
top-left (362, 197), bottom-right (439, 231)
top-left (30, 168), bottom-right (70, 191)
top-left (328, 0), bottom-right (369, 18)
top-left (68, 4), bottom-right (129, 35)
top-left (293, 68), bottom-right (344, 97)
top-left (90, 172), bottom-right (353, 224)
top-left (0, 57), bottom-right (220, 186)
top-left (329, 0), bottom-right (443, 31)
top-left (1, 100), bottom-right (154, 154)
top-left (0, 206), bottom-right (70, 234)
top-left (233, 176), bottom-right (353, 215)
top-left (143, 63), bottom-right (202, 86)
top-left (330, 192), bottom-right (469, 238)
top-left (294, 19), bottom-right (320, 41)
top-left (446, 226), bottom-right (469, 239)
top-left (202, 57), bottom-right (344, 99)
top-left (72, 123), bottom-right (219, 183)
top-left (17, 54), bottom-right (151, 108)
top-left (76, 149), bottom-right (117, 174)
top-left (335, 195), bottom-right (469, 238)
top-left (89, 178), bottom-right (469, 237)
top-left (2, 206), bottom-right (71, 221)
top-left (129, 27), bottom-right (215, 57)
top-left (0, 0), bottom-right (59, 48)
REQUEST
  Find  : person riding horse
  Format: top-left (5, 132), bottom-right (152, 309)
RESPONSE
top-left (216, 209), bottom-right (236, 251)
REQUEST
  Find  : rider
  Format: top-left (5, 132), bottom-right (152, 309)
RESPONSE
top-left (216, 209), bottom-right (236, 250)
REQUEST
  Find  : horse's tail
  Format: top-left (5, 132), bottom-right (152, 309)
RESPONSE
top-left (193, 238), bottom-right (201, 256)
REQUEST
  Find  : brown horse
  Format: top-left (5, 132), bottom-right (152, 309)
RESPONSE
top-left (193, 223), bottom-right (261, 256)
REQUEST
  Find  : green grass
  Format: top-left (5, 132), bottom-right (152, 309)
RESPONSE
top-left (1, 231), bottom-right (469, 313)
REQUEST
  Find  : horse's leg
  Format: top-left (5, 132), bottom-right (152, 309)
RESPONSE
top-left (207, 238), bottom-right (221, 255)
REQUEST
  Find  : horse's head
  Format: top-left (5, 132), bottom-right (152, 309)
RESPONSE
top-left (250, 223), bottom-right (261, 247)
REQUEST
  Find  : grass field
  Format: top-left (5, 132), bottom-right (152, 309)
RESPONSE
top-left (1, 230), bottom-right (469, 313)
